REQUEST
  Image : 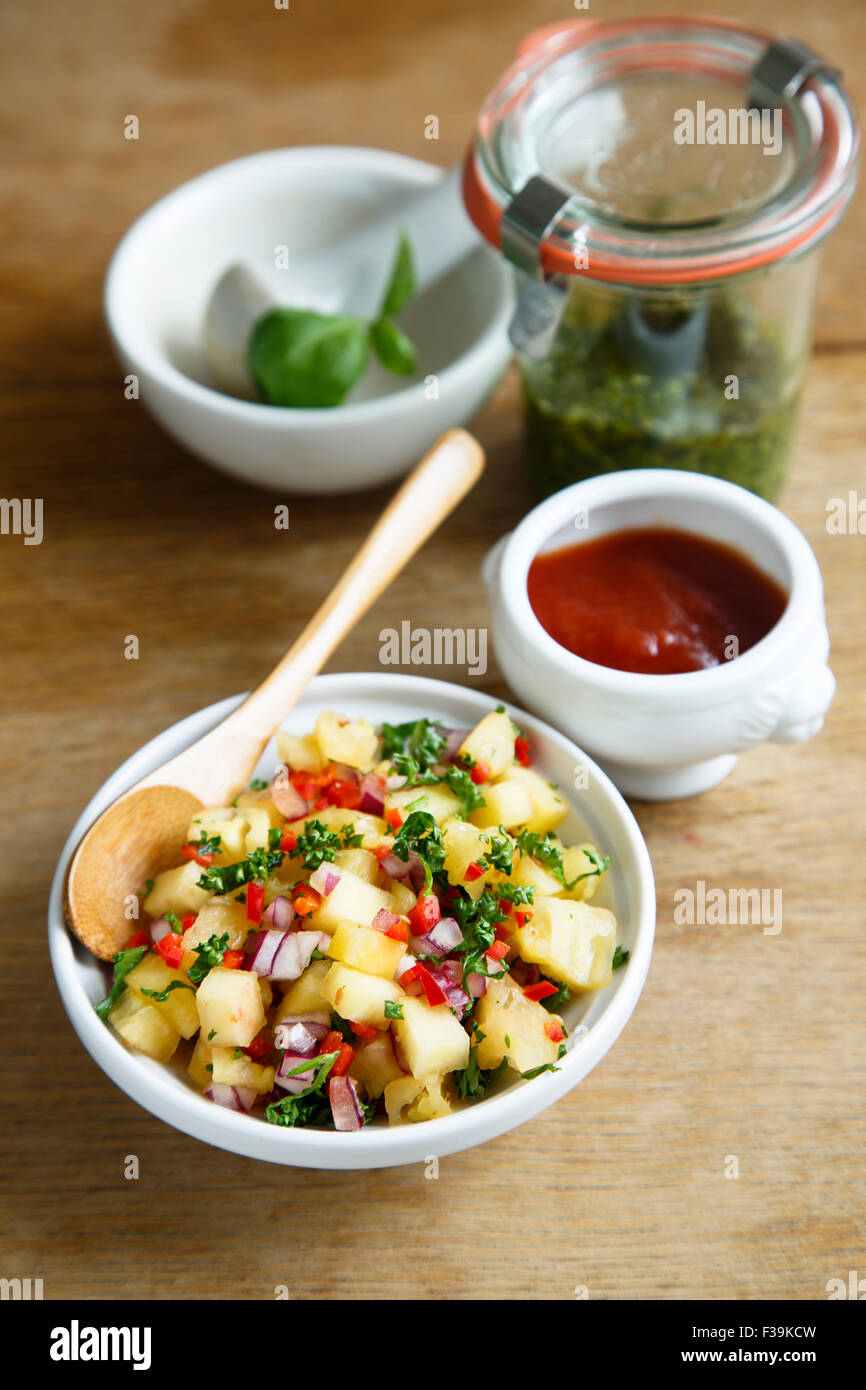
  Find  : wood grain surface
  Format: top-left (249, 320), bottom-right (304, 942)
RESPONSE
top-left (1, 0), bottom-right (863, 1301)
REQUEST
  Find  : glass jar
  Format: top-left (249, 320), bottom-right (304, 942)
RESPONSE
top-left (463, 17), bottom-right (859, 500)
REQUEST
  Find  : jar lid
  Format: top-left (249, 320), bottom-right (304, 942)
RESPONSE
top-left (463, 16), bottom-right (860, 285)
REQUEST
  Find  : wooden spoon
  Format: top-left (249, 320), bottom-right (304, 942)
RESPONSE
top-left (66, 428), bottom-right (485, 960)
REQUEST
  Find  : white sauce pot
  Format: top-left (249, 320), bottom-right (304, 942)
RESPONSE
top-left (483, 469), bottom-right (835, 800)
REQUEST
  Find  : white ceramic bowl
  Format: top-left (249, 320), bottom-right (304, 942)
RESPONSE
top-left (484, 469), bottom-right (835, 801)
top-left (48, 673), bottom-right (655, 1169)
top-left (104, 147), bottom-right (513, 493)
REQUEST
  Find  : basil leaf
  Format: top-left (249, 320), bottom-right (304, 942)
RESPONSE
top-left (370, 318), bottom-right (416, 376)
top-left (378, 231), bottom-right (415, 319)
top-left (248, 308), bottom-right (369, 408)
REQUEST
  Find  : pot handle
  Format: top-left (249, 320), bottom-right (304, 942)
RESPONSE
top-left (738, 664), bottom-right (836, 748)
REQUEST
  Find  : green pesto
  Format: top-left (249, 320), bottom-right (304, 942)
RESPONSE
top-left (520, 283), bottom-right (802, 502)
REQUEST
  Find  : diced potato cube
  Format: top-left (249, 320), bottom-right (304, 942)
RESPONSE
top-left (384, 879), bottom-right (416, 914)
top-left (386, 783), bottom-right (461, 825)
top-left (384, 1074), bottom-right (455, 1123)
top-left (350, 1033), bottom-right (405, 1099)
top-left (314, 711), bottom-right (378, 772)
top-left (290, 806), bottom-right (386, 841)
top-left (556, 843), bottom-right (608, 903)
top-left (258, 978), bottom-right (274, 1009)
top-left (186, 806), bottom-right (250, 863)
top-left (125, 954), bottom-right (198, 1038)
top-left (383, 1076), bottom-right (424, 1124)
top-left (502, 766), bottom-right (566, 834)
top-left (469, 777), bottom-right (535, 831)
top-left (459, 711), bottom-right (515, 778)
top-left (182, 896), bottom-right (250, 958)
top-left (474, 973), bottom-right (562, 1074)
top-left (405, 1073), bottom-right (456, 1121)
top-left (322, 962), bottom-right (404, 1030)
top-left (195, 966), bottom-right (265, 1047)
top-left (276, 730), bottom-right (324, 773)
top-left (441, 818), bottom-right (498, 900)
top-left (143, 861), bottom-right (209, 919)
top-left (514, 896), bottom-right (616, 990)
top-left (327, 921), bottom-right (406, 979)
top-left (313, 868), bottom-right (396, 934)
top-left (334, 847), bottom-right (379, 883)
top-left (211, 1047), bottom-right (275, 1094)
top-left (244, 805), bottom-right (278, 853)
top-left (275, 959), bottom-right (332, 1019)
top-left (109, 990), bottom-right (181, 1063)
top-left (391, 995), bottom-right (470, 1079)
top-left (188, 1035), bottom-right (215, 1088)
top-left (511, 852), bottom-right (564, 898)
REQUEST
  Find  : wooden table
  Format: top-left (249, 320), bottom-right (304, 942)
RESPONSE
top-left (2, 0), bottom-right (863, 1301)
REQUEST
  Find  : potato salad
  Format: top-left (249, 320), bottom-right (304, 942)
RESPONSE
top-left (97, 706), bottom-right (626, 1131)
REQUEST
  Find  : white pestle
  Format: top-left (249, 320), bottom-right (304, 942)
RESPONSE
top-left (203, 164), bottom-right (481, 400)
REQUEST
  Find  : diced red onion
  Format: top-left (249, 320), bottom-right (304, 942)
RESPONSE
top-left (270, 931), bottom-right (320, 981)
top-left (262, 894), bottom-right (295, 932)
top-left (425, 961), bottom-right (471, 1017)
top-left (275, 1052), bottom-right (317, 1093)
top-left (328, 1075), bottom-right (365, 1131)
top-left (271, 764), bottom-right (308, 819)
top-left (372, 907), bottom-right (400, 934)
top-left (244, 930), bottom-right (284, 976)
top-left (397, 952), bottom-right (416, 976)
top-left (274, 1020), bottom-right (325, 1056)
top-left (274, 1011), bottom-right (331, 1033)
top-left (443, 727), bottom-right (470, 762)
top-left (412, 916), bottom-right (462, 958)
top-left (379, 852), bottom-right (410, 880)
top-left (466, 972), bottom-right (488, 998)
top-left (359, 772), bottom-right (387, 815)
top-left (407, 854), bottom-right (427, 895)
top-left (309, 863), bottom-right (341, 896)
top-left (149, 916), bottom-right (171, 945)
top-left (204, 1083), bottom-right (257, 1113)
top-left (245, 929), bottom-right (318, 981)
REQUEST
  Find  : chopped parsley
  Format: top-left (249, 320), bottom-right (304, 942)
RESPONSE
top-left (384, 1000), bottom-right (404, 1020)
top-left (382, 718), bottom-right (446, 773)
top-left (294, 819), bottom-right (342, 871)
top-left (479, 828), bottom-right (514, 876)
top-left (449, 890), bottom-right (509, 986)
top-left (137, 878), bottom-right (154, 901)
top-left (196, 846), bottom-right (284, 895)
top-left (95, 945), bottom-right (148, 1020)
top-left (612, 945), bottom-right (630, 969)
top-left (189, 831), bottom-right (222, 857)
top-left (250, 778), bottom-right (269, 791)
top-left (539, 977), bottom-right (570, 1011)
top-left (442, 765), bottom-right (486, 816)
top-left (496, 882), bottom-right (535, 906)
top-left (339, 823), bottom-right (364, 849)
top-left (165, 911), bottom-right (184, 935)
top-left (456, 1036), bottom-right (508, 1099)
top-left (264, 1051), bottom-right (340, 1127)
top-left (187, 932), bottom-right (231, 984)
top-left (520, 1061), bottom-right (561, 1079)
top-left (390, 810), bottom-right (446, 889)
top-left (140, 981), bottom-right (196, 1002)
top-left (514, 832), bottom-right (609, 890)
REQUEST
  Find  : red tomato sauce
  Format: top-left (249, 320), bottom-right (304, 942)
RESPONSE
top-left (527, 527), bottom-right (787, 675)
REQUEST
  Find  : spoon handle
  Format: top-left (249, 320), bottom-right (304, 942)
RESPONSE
top-left (141, 429), bottom-right (485, 803)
